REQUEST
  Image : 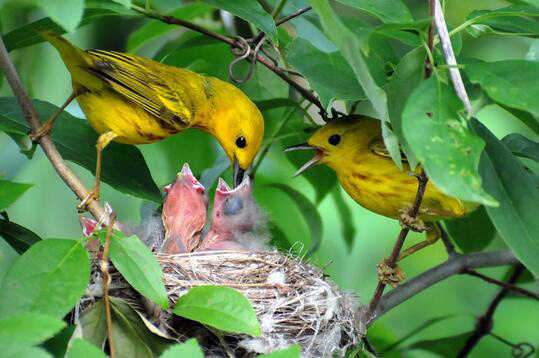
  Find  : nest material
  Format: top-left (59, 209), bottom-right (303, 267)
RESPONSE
top-left (82, 250), bottom-right (363, 357)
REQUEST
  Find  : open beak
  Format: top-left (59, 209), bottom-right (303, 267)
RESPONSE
top-left (233, 157), bottom-right (245, 188)
top-left (284, 143), bottom-right (324, 177)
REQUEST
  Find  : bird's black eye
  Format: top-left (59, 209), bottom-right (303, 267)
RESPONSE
top-left (328, 134), bottom-right (341, 146)
top-left (236, 136), bottom-right (247, 148)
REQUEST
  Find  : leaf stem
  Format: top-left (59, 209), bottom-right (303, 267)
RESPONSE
top-left (101, 213), bottom-right (117, 358)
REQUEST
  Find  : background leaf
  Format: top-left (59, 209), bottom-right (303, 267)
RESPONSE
top-left (444, 206), bottom-right (497, 253)
top-left (258, 344), bottom-right (301, 358)
top-left (0, 219), bottom-right (42, 254)
top-left (0, 179), bottom-right (32, 211)
top-left (406, 332), bottom-right (473, 357)
top-left (159, 339), bottom-right (204, 358)
top-left (65, 339), bottom-right (107, 358)
top-left (0, 239), bottom-right (90, 319)
top-left (502, 133), bottom-right (539, 161)
top-left (335, 0), bottom-right (413, 23)
top-left (34, 0), bottom-right (84, 32)
top-left (471, 118), bottom-right (539, 277)
top-left (173, 285), bottom-right (260, 336)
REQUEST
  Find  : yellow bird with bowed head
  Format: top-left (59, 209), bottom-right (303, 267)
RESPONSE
top-left (286, 116), bottom-right (477, 260)
top-left (35, 31), bottom-right (264, 208)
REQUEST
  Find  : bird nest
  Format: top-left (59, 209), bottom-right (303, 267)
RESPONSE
top-left (80, 250), bottom-right (363, 357)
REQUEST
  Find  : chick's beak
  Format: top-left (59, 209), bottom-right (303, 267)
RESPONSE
top-left (233, 157), bottom-right (245, 188)
top-left (284, 143), bottom-right (323, 177)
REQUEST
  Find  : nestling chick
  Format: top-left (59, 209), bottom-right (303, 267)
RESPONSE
top-left (160, 163), bottom-right (208, 254)
top-left (199, 176), bottom-right (269, 251)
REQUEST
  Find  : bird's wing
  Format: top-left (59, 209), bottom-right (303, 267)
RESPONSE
top-left (368, 134), bottom-right (408, 162)
top-left (84, 50), bottom-right (192, 127)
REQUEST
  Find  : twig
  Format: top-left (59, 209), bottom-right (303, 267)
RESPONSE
top-left (276, 6), bottom-right (311, 26)
top-left (465, 269), bottom-right (539, 301)
top-left (457, 265), bottom-right (524, 357)
top-left (101, 213), bottom-right (117, 358)
top-left (438, 223), bottom-right (457, 257)
top-left (432, 0), bottom-right (472, 114)
top-left (424, 0), bottom-right (435, 78)
top-left (369, 250), bottom-right (519, 323)
top-left (131, 5), bottom-right (323, 113)
top-left (0, 37), bottom-right (112, 226)
top-left (364, 171), bottom-right (429, 322)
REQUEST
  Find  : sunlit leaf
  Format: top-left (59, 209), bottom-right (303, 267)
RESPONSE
top-left (0, 239), bottom-right (90, 319)
top-left (336, 0), bottom-right (413, 23)
top-left (444, 206), bottom-right (497, 253)
top-left (8, 347), bottom-right (54, 358)
top-left (402, 77), bottom-right (498, 206)
top-left (173, 285), bottom-right (261, 336)
top-left (268, 184), bottom-right (323, 255)
top-left (65, 339), bottom-right (107, 358)
top-left (0, 179), bottom-right (32, 211)
top-left (472, 118), bottom-right (539, 277)
top-left (258, 344), bottom-right (301, 358)
top-left (98, 231), bottom-right (169, 309)
top-left (0, 98), bottom-right (162, 203)
top-left (502, 133), bottom-right (539, 162)
top-left (465, 60), bottom-right (539, 117)
top-left (159, 339), bottom-right (204, 358)
top-left (0, 312), bottom-right (65, 357)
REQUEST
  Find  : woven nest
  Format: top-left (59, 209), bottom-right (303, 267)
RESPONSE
top-left (81, 250), bottom-right (364, 357)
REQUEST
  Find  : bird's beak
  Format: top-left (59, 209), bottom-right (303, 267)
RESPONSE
top-left (284, 143), bottom-right (323, 177)
top-left (233, 157), bottom-right (245, 188)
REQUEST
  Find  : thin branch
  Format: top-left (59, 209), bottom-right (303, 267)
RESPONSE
top-left (424, 0), bottom-right (435, 78)
top-left (0, 37), bottom-right (111, 226)
top-left (101, 213), bottom-right (117, 358)
top-left (364, 171), bottom-right (429, 322)
top-left (457, 265), bottom-right (524, 357)
top-left (439, 223), bottom-right (457, 257)
top-left (369, 250), bottom-right (519, 322)
top-left (276, 6), bottom-right (312, 26)
top-left (465, 269), bottom-right (539, 301)
top-left (432, 0), bottom-right (472, 114)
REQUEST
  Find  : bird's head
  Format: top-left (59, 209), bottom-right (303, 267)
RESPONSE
top-left (209, 81), bottom-right (264, 187)
top-left (285, 116), bottom-right (380, 176)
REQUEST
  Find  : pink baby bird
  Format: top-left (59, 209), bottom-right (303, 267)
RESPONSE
top-left (160, 163), bottom-right (208, 254)
top-left (199, 176), bottom-right (269, 251)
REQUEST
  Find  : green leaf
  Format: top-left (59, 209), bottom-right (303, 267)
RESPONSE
top-left (268, 222), bottom-right (292, 252)
top-left (407, 332), bottom-right (472, 357)
top-left (0, 98), bottom-right (161, 203)
top-left (502, 133), bottom-right (539, 161)
top-left (199, 154), bottom-right (230, 190)
top-left (471, 118), bottom-right (539, 277)
top-left (0, 312), bottom-right (65, 357)
top-left (6, 347), bottom-right (53, 358)
top-left (332, 187), bottom-right (356, 252)
top-left (500, 106), bottom-right (539, 135)
top-left (287, 38), bottom-right (365, 111)
top-left (109, 297), bottom-right (173, 357)
top-left (42, 325), bottom-right (75, 358)
top-left (258, 344), bottom-right (301, 358)
top-left (311, 0), bottom-right (401, 167)
top-left (78, 301), bottom-right (107, 350)
top-left (0, 219), bottom-right (42, 254)
top-left (444, 206), bottom-right (496, 253)
top-left (268, 184), bottom-right (323, 255)
top-left (402, 77), bottom-right (498, 206)
top-left (34, 0), bottom-right (85, 32)
top-left (66, 339), bottom-right (107, 358)
top-left (465, 60), bottom-right (539, 117)
top-left (335, 0), bottom-right (413, 23)
top-left (0, 239), bottom-right (90, 319)
top-left (173, 285), bottom-right (260, 336)
top-left (200, 0), bottom-right (277, 42)
top-left (127, 3), bottom-right (212, 52)
top-left (465, 5), bottom-right (539, 37)
top-left (0, 179), bottom-right (32, 211)
top-left (159, 339), bottom-right (204, 358)
top-left (99, 231), bottom-right (168, 309)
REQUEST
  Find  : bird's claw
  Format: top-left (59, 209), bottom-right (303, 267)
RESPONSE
top-left (399, 205), bottom-right (426, 232)
top-left (377, 258), bottom-right (405, 287)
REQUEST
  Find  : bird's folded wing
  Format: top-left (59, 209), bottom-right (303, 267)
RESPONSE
top-left (368, 134), bottom-right (408, 162)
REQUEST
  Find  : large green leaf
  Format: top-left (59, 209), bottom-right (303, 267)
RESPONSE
top-left (471, 118), bottom-right (539, 277)
top-left (200, 0), bottom-right (277, 42)
top-left (65, 339), bottom-right (107, 358)
top-left (268, 184), bottom-right (323, 255)
top-left (258, 345), bottom-right (301, 358)
top-left (465, 60), bottom-right (539, 117)
top-left (78, 301), bottom-right (107, 350)
top-left (160, 339), bottom-right (204, 358)
top-left (0, 219), bottom-right (42, 254)
top-left (464, 5), bottom-right (539, 37)
top-left (0, 239), bottom-right (90, 319)
top-left (444, 206), bottom-right (497, 253)
top-left (0, 98), bottom-right (161, 203)
top-left (402, 77), bottom-right (498, 206)
top-left (98, 231), bottom-right (168, 309)
top-left (0, 313), bottom-right (65, 358)
top-left (0, 179), bottom-right (32, 211)
top-left (6, 347), bottom-right (53, 358)
top-left (127, 3), bottom-right (213, 52)
top-left (286, 38), bottom-right (365, 111)
top-left (502, 133), bottom-right (539, 162)
top-left (335, 0), bottom-right (413, 23)
top-left (173, 285), bottom-right (261, 336)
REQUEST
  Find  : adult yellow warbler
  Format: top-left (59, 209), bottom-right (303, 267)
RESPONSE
top-left (286, 116), bottom-right (477, 259)
top-left (35, 31), bottom-right (264, 207)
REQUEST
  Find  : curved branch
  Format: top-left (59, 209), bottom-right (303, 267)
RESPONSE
top-left (368, 250), bottom-right (519, 323)
top-left (0, 37), bottom-right (110, 225)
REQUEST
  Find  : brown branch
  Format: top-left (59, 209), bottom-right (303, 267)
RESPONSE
top-left (0, 37), bottom-right (111, 226)
top-left (465, 269), bottom-right (539, 301)
top-left (101, 213), bottom-right (117, 358)
top-left (364, 171), bottom-right (429, 322)
top-left (457, 265), bottom-right (524, 357)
